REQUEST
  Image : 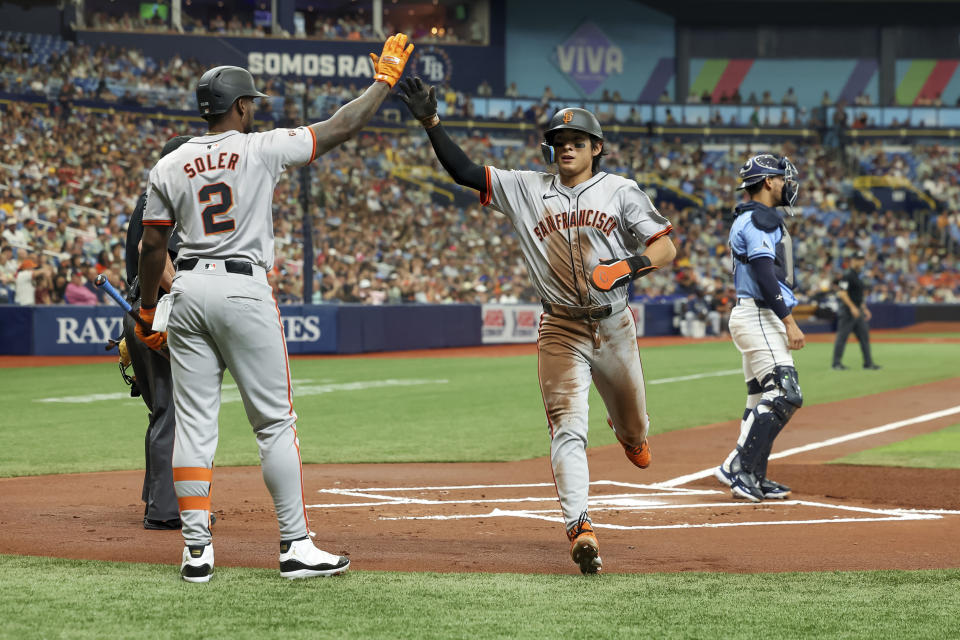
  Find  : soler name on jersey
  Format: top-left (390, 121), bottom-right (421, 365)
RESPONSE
top-left (533, 209), bottom-right (618, 241)
top-left (183, 152), bottom-right (241, 178)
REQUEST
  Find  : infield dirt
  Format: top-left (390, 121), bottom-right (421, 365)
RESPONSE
top-left (2, 376), bottom-right (958, 575)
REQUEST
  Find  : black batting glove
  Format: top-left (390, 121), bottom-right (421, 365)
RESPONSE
top-left (397, 77), bottom-right (438, 125)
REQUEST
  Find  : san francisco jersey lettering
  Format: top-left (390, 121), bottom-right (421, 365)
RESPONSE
top-left (142, 126), bottom-right (318, 269)
top-left (482, 167), bottom-right (672, 306)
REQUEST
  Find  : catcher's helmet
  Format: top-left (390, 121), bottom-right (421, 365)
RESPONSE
top-left (541, 108), bottom-right (603, 164)
top-left (737, 153), bottom-right (799, 209)
top-left (196, 66), bottom-right (268, 117)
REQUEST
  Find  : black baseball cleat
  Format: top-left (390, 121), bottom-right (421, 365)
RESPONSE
top-left (279, 537), bottom-right (350, 579)
top-left (730, 469), bottom-right (764, 502)
top-left (864, 364), bottom-right (882, 370)
top-left (759, 477), bottom-right (791, 499)
top-left (832, 363), bottom-right (848, 371)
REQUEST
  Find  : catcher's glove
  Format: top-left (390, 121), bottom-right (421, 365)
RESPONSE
top-left (118, 338), bottom-right (141, 397)
top-left (106, 335), bottom-right (140, 397)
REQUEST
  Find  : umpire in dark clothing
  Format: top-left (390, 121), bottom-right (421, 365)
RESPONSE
top-left (832, 251), bottom-right (880, 370)
top-left (124, 135), bottom-right (192, 529)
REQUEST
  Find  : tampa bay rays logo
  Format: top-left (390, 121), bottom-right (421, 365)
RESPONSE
top-left (410, 46), bottom-right (452, 84)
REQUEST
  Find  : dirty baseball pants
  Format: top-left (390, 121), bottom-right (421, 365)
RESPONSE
top-left (538, 307), bottom-right (649, 532)
top-left (123, 309), bottom-right (179, 523)
top-left (166, 260), bottom-right (309, 547)
top-left (832, 309), bottom-right (874, 367)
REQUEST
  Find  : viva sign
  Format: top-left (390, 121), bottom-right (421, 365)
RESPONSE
top-left (554, 22), bottom-right (623, 96)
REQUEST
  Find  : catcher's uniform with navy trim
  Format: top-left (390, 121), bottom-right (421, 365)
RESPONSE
top-left (482, 167), bottom-right (672, 536)
top-left (143, 126), bottom-right (317, 547)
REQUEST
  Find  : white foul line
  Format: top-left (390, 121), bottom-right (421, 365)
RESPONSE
top-left (35, 377), bottom-right (447, 404)
top-left (654, 404), bottom-right (960, 489)
top-left (647, 369), bottom-right (741, 385)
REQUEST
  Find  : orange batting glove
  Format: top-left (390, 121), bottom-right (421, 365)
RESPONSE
top-left (369, 33), bottom-right (414, 88)
top-left (591, 255), bottom-right (658, 291)
top-left (134, 304), bottom-right (168, 352)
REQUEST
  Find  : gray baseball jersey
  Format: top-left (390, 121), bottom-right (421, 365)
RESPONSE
top-left (482, 166), bottom-right (673, 545)
top-left (143, 127), bottom-right (318, 268)
top-left (142, 127), bottom-right (317, 548)
top-left (482, 168), bottom-right (672, 307)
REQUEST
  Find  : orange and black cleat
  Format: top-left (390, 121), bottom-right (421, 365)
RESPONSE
top-left (567, 519), bottom-right (602, 575)
top-left (607, 416), bottom-right (651, 468)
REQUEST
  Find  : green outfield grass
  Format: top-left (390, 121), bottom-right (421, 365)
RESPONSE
top-left (1, 556), bottom-right (958, 640)
top-left (832, 422), bottom-right (960, 469)
top-left (1, 340), bottom-right (957, 476)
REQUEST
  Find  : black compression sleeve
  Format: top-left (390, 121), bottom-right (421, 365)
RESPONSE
top-left (751, 256), bottom-right (790, 319)
top-left (424, 124), bottom-right (485, 191)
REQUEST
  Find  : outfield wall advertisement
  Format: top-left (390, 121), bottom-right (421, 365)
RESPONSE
top-left (480, 303), bottom-right (645, 344)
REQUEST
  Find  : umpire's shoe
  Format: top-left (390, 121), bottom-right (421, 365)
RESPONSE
top-left (279, 536), bottom-right (350, 579)
top-left (180, 543), bottom-right (214, 583)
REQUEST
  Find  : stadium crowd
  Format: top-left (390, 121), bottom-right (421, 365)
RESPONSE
top-left (80, 6), bottom-right (483, 44)
top-left (1, 96), bottom-right (958, 310)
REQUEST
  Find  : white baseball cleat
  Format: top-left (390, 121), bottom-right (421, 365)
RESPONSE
top-left (279, 537), bottom-right (350, 579)
top-left (180, 543), bottom-right (214, 583)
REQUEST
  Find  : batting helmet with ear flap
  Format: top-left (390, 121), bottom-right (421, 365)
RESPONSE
top-left (542, 108), bottom-right (604, 164)
top-left (196, 66), bottom-right (268, 117)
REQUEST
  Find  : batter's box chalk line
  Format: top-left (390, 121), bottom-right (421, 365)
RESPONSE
top-left (305, 480), bottom-right (950, 531)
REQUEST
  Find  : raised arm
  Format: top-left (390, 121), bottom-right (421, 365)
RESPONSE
top-left (397, 77), bottom-right (485, 191)
top-left (308, 34), bottom-right (414, 156)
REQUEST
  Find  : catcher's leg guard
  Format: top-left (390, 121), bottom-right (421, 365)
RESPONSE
top-left (753, 366), bottom-right (803, 479)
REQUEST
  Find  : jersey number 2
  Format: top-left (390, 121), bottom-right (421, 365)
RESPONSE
top-left (199, 183), bottom-right (235, 235)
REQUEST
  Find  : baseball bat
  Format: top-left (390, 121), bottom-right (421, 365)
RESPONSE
top-left (94, 275), bottom-right (169, 362)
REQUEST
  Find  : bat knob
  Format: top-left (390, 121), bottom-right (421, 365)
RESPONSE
top-left (95, 274), bottom-right (106, 286)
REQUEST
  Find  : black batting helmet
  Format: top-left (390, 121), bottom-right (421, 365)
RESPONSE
top-left (541, 108), bottom-right (604, 165)
top-left (196, 66), bottom-right (268, 117)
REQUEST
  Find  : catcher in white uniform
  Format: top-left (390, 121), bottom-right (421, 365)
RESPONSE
top-left (136, 35), bottom-right (413, 582)
top-left (398, 78), bottom-right (677, 574)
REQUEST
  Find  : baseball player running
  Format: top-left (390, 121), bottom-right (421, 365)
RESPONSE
top-left (136, 34), bottom-right (414, 582)
top-left (714, 154), bottom-right (805, 502)
top-left (397, 78), bottom-right (676, 574)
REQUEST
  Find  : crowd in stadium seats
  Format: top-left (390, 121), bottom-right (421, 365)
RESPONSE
top-left (80, 7), bottom-right (481, 44)
top-left (1, 97), bottom-right (958, 310)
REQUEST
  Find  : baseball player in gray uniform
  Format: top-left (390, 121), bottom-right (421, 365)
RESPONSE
top-left (136, 34), bottom-right (413, 582)
top-left (398, 78), bottom-right (676, 574)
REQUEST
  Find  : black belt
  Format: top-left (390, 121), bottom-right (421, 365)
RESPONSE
top-left (738, 297), bottom-right (769, 309)
top-left (542, 300), bottom-right (624, 320)
top-left (177, 258), bottom-right (254, 276)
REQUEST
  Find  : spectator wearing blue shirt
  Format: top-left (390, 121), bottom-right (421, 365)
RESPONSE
top-left (714, 154), bottom-right (806, 503)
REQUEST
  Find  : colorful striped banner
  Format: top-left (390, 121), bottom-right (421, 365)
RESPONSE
top-left (689, 59), bottom-right (730, 99)
top-left (838, 59), bottom-right (878, 103)
top-left (688, 58), bottom-right (754, 102)
top-left (712, 59), bottom-right (754, 103)
top-left (897, 59), bottom-right (960, 105)
top-left (637, 57), bottom-right (675, 103)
